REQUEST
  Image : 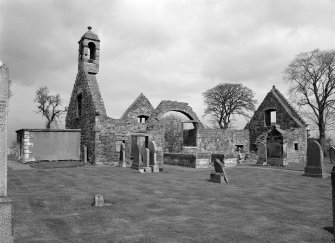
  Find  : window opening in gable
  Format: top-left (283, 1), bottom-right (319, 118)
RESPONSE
top-left (265, 110), bottom-right (276, 126)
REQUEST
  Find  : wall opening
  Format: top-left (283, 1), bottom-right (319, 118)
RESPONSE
top-left (88, 42), bottom-right (96, 60)
top-left (137, 115), bottom-right (149, 123)
top-left (294, 143), bottom-right (299, 150)
top-left (182, 122), bottom-right (198, 147)
top-left (265, 109), bottom-right (276, 126)
top-left (76, 93), bottom-right (83, 118)
top-left (235, 145), bottom-right (244, 152)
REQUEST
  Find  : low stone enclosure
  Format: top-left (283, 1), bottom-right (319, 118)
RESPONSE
top-left (16, 27), bottom-right (307, 168)
top-left (62, 27), bottom-right (308, 168)
top-left (16, 129), bottom-right (81, 163)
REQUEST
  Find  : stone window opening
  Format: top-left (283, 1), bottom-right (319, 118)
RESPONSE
top-left (182, 121), bottom-right (197, 147)
top-left (235, 145), bottom-right (244, 152)
top-left (76, 93), bottom-right (83, 118)
top-left (265, 109), bottom-right (277, 126)
top-left (294, 143), bottom-right (299, 150)
top-left (137, 115), bottom-right (149, 123)
top-left (88, 42), bottom-right (96, 60)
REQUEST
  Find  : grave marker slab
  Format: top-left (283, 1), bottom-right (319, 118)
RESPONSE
top-left (210, 159), bottom-right (228, 183)
top-left (304, 139), bottom-right (326, 178)
top-left (329, 146), bottom-right (335, 164)
top-left (0, 63), bottom-right (13, 242)
top-left (131, 144), bottom-right (141, 169)
top-left (94, 194), bottom-right (104, 207)
top-left (149, 141), bottom-right (159, 172)
top-left (257, 143), bottom-right (267, 165)
top-left (120, 142), bottom-right (126, 167)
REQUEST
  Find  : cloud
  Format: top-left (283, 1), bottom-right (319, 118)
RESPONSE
top-left (2, 0), bottom-right (335, 143)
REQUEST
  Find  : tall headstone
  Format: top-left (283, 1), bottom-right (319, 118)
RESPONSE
top-left (329, 146), bottom-right (335, 164)
top-left (131, 144), bottom-right (141, 169)
top-left (257, 143), bottom-right (267, 165)
top-left (140, 144), bottom-right (151, 173)
top-left (149, 141), bottom-right (159, 172)
top-left (304, 139), bottom-right (326, 178)
top-left (120, 142), bottom-right (126, 167)
top-left (0, 63), bottom-right (13, 242)
top-left (331, 166), bottom-right (335, 242)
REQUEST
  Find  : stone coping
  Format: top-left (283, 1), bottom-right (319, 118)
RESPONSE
top-left (16, 128), bottom-right (81, 133)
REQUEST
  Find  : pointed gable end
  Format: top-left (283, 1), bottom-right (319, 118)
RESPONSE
top-left (121, 93), bottom-right (154, 121)
top-left (249, 85), bottom-right (306, 130)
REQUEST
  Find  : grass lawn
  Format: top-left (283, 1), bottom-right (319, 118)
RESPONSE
top-left (8, 161), bottom-right (334, 242)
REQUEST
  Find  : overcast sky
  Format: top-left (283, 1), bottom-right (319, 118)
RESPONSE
top-left (1, 0), bottom-right (335, 143)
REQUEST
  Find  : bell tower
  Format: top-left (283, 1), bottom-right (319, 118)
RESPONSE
top-left (78, 26), bottom-right (100, 74)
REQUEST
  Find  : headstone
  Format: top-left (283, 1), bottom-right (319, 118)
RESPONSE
top-left (140, 145), bottom-right (151, 172)
top-left (210, 159), bottom-right (228, 183)
top-left (131, 144), bottom-right (141, 169)
top-left (149, 141), bottom-right (159, 172)
top-left (0, 63), bottom-right (13, 242)
top-left (83, 145), bottom-right (87, 163)
top-left (120, 142), bottom-right (126, 167)
top-left (257, 143), bottom-right (267, 165)
top-left (329, 146), bottom-right (335, 164)
top-left (304, 139), bottom-right (326, 178)
top-left (94, 194), bottom-right (104, 207)
top-left (331, 166), bottom-right (335, 242)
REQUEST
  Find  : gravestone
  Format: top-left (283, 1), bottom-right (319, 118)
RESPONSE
top-left (331, 166), bottom-right (335, 242)
top-left (0, 63), bottom-right (13, 242)
top-left (210, 159), bottom-right (228, 183)
top-left (120, 142), bottom-right (126, 167)
top-left (329, 146), bottom-right (335, 164)
top-left (94, 194), bottom-right (104, 207)
top-left (149, 141), bottom-right (159, 172)
top-left (257, 143), bottom-right (267, 165)
top-left (304, 139), bottom-right (326, 178)
top-left (140, 145), bottom-right (151, 172)
top-left (131, 144), bottom-right (141, 169)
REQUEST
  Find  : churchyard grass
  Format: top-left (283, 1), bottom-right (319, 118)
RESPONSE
top-left (8, 161), bottom-right (333, 242)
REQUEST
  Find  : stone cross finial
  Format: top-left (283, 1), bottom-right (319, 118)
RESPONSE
top-left (88, 26), bottom-right (92, 31)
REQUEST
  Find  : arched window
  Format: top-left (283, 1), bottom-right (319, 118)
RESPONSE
top-left (88, 42), bottom-right (96, 60)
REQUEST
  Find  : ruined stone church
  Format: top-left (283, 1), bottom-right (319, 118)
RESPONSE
top-left (65, 27), bottom-right (307, 167)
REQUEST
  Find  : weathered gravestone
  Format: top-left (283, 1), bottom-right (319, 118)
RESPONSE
top-left (149, 141), bottom-right (159, 173)
top-left (329, 146), bottom-right (335, 164)
top-left (210, 159), bottom-right (229, 183)
top-left (0, 62), bottom-right (13, 242)
top-left (304, 139), bottom-right (326, 178)
top-left (120, 142), bottom-right (126, 167)
top-left (257, 143), bottom-right (267, 165)
top-left (331, 166), bottom-right (335, 242)
top-left (131, 143), bottom-right (141, 169)
top-left (140, 145), bottom-right (151, 173)
top-left (94, 194), bottom-right (104, 207)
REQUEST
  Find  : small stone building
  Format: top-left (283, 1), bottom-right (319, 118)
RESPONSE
top-left (247, 86), bottom-right (307, 165)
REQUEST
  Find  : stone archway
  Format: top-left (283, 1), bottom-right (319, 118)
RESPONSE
top-left (146, 100), bottom-right (204, 130)
top-left (267, 127), bottom-right (283, 166)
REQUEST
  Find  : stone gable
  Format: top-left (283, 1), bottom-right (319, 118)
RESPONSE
top-left (121, 93), bottom-right (154, 121)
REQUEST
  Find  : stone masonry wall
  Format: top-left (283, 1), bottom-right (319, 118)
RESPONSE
top-left (198, 128), bottom-right (249, 157)
top-left (65, 67), bottom-right (100, 163)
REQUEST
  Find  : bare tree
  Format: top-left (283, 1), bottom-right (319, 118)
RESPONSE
top-left (160, 114), bottom-right (183, 152)
top-left (34, 86), bottom-right (67, 129)
top-left (284, 49), bottom-right (335, 151)
top-left (203, 83), bottom-right (257, 129)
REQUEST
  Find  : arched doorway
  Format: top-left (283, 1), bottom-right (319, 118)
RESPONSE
top-left (267, 127), bottom-right (283, 166)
